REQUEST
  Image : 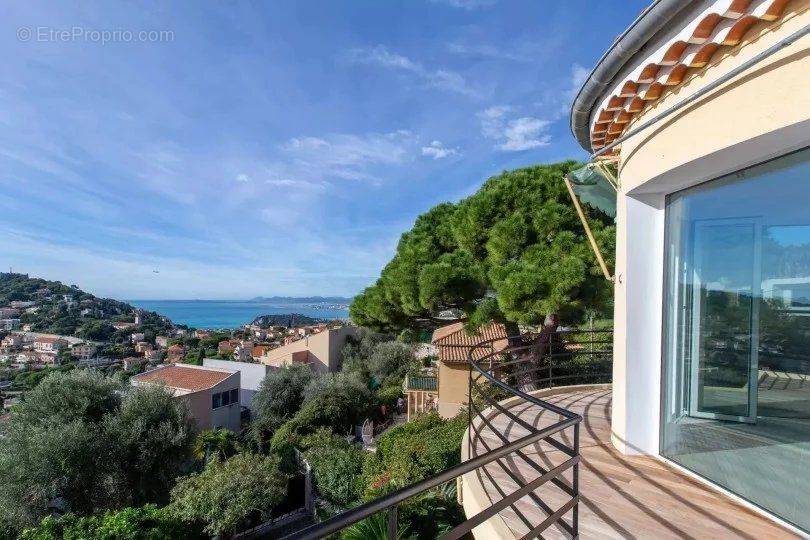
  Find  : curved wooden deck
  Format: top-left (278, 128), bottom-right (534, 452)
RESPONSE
top-left (469, 387), bottom-right (797, 539)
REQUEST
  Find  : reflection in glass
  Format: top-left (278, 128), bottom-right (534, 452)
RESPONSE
top-left (661, 149), bottom-right (810, 532)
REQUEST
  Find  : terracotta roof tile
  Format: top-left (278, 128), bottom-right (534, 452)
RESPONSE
top-left (133, 365), bottom-right (234, 392)
top-left (588, 0), bottom-right (795, 153)
top-left (431, 322), bottom-right (508, 364)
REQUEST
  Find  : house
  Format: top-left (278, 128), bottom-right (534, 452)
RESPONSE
top-left (217, 339), bottom-right (238, 356)
top-left (144, 349), bottom-right (163, 363)
top-left (33, 336), bottom-right (67, 355)
top-left (123, 356), bottom-right (147, 371)
top-left (130, 332), bottom-right (145, 343)
top-left (0, 334), bottom-right (22, 351)
top-left (70, 342), bottom-right (97, 360)
top-left (0, 308), bottom-right (20, 318)
top-left (134, 341), bottom-right (153, 354)
top-left (155, 336), bottom-right (170, 348)
top-left (558, 0), bottom-right (810, 535)
top-left (9, 301), bottom-right (35, 309)
top-left (112, 321), bottom-right (136, 331)
top-left (258, 326), bottom-right (360, 374)
top-left (233, 340), bottom-right (254, 362)
top-left (131, 364), bottom-right (241, 432)
top-left (251, 344), bottom-right (272, 360)
top-left (194, 330), bottom-right (210, 339)
top-left (430, 322), bottom-right (507, 418)
top-left (0, 319), bottom-right (20, 331)
top-left (203, 359), bottom-right (272, 411)
top-left (166, 343), bottom-right (185, 362)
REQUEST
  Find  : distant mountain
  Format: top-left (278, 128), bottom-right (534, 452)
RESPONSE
top-left (251, 313), bottom-right (326, 328)
top-left (248, 296), bottom-right (352, 303)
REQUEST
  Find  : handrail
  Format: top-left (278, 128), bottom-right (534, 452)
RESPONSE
top-left (280, 328), bottom-right (612, 539)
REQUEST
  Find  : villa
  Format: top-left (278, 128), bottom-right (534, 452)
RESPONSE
top-left (293, 1), bottom-right (810, 538)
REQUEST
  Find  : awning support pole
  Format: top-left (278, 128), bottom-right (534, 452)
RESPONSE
top-left (564, 175), bottom-right (613, 282)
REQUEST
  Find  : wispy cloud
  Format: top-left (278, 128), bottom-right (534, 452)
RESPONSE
top-left (276, 130), bottom-right (415, 184)
top-left (478, 106), bottom-right (551, 151)
top-left (430, 0), bottom-right (496, 9)
top-left (421, 140), bottom-right (459, 160)
top-left (235, 173), bottom-right (251, 182)
top-left (344, 45), bottom-right (478, 97)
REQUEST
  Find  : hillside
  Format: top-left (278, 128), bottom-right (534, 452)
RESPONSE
top-left (0, 273), bottom-right (174, 339)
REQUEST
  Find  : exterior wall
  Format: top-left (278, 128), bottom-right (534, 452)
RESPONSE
top-left (209, 375), bottom-right (241, 431)
top-left (259, 326), bottom-right (360, 374)
top-left (610, 7), bottom-right (810, 455)
top-left (202, 359), bottom-right (271, 409)
top-left (437, 362), bottom-right (469, 418)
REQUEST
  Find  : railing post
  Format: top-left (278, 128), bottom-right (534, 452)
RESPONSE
top-left (572, 422), bottom-right (580, 538)
top-left (467, 354), bottom-right (473, 458)
top-left (387, 505), bottom-right (398, 539)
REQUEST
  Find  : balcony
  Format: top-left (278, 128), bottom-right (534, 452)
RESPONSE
top-left (287, 329), bottom-right (795, 539)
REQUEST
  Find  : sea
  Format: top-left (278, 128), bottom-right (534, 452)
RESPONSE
top-left (127, 299), bottom-right (350, 329)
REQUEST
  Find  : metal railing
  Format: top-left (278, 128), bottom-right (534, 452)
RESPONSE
top-left (283, 328), bottom-right (612, 540)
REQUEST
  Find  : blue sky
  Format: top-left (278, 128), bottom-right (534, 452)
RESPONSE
top-left (0, 0), bottom-right (646, 300)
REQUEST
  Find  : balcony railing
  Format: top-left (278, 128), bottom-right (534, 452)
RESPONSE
top-left (283, 328), bottom-right (612, 540)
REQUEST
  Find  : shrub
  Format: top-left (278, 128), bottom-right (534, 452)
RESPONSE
top-left (18, 504), bottom-right (194, 540)
top-left (361, 412), bottom-right (467, 500)
top-left (169, 453), bottom-right (287, 536)
top-left (303, 433), bottom-right (365, 508)
top-left (249, 364), bottom-right (314, 448)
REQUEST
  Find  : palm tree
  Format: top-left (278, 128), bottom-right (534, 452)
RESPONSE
top-left (193, 428), bottom-right (239, 462)
top-left (340, 512), bottom-right (408, 540)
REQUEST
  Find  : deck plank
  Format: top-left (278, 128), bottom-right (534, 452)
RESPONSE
top-left (470, 388), bottom-right (797, 539)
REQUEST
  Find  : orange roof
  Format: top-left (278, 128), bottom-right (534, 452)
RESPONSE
top-left (133, 365), bottom-right (234, 392)
top-left (34, 336), bottom-right (64, 344)
top-left (431, 322), bottom-right (508, 364)
top-left (586, 0), bottom-right (794, 154)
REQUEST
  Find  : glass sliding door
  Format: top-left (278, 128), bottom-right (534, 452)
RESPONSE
top-left (688, 218), bottom-right (760, 422)
top-left (661, 148), bottom-right (810, 532)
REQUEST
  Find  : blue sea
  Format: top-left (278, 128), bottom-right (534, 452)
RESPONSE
top-left (128, 300), bottom-right (350, 329)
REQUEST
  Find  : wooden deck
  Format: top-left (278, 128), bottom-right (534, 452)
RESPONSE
top-left (470, 387), bottom-right (798, 539)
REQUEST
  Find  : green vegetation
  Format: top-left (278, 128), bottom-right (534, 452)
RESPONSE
top-left (19, 505), bottom-right (193, 540)
top-left (302, 430), bottom-right (366, 507)
top-left (0, 273), bottom-right (174, 340)
top-left (361, 412), bottom-right (467, 500)
top-left (252, 313), bottom-right (325, 328)
top-left (0, 371), bottom-right (195, 537)
top-left (193, 428), bottom-right (240, 462)
top-left (168, 453), bottom-right (287, 536)
top-left (350, 162), bottom-right (615, 332)
top-left (249, 363), bottom-right (315, 448)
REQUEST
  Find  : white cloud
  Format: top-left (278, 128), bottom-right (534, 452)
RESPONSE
top-left (421, 140), bottom-right (459, 160)
top-left (431, 0), bottom-right (496, 9)
top-left (478, 106), bottom-right (551, 151)
top-left (563, 63), bottom-right (589, 113)
top-left (235, 173), bottom-right (251, 182)
top-left (344, 45), bottom-right (477, 97)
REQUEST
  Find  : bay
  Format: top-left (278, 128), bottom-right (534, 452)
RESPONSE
top-left (128, 299), bottom-right (350, 329)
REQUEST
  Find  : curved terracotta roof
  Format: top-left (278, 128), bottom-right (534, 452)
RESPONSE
top-left (431, 322), bottom-right (508, 364)
top-left (589, 0), bottom-right (796, 154)
top-left (133, 365), bottom-right (235, 392)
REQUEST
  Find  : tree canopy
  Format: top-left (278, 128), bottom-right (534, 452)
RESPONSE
top-left (350, 162), bottom-right (615, 332)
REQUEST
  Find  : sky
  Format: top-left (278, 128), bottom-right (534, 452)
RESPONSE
top-left (0, 0), bottom-right (647, 300)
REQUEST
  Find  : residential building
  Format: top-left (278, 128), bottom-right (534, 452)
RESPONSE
top-left (232, 340), bottom-right (254, 362)
top-left (70, 342), bottom-right (97, 360)
top-left (203, 359), bottom-right (272, 410)
top-left (9, 301), bottom-right (35, 309)
top-left (123, 356), bottom-right (147, 371)
top-left (155, 336), bottom-right (169, 348)
top-left (134, 341), bottom-right (153, 354)
top-left (0, 308), bottom-right (20, 318)
top-left (0, 334), bottom-right (22, 351)
top-left (131, 364), bottom-right (241, 432)
top-left (217, 339), bottom-right (238, 356)
top-left (0, 319), bottom-right (20, 331)
top-left (130, 332), bottom-right (145, 343)
top-left (33, 336), bottom-right (67, 355)
top-left (144, 349), bottom-right (163, 363)
top-left (166, 343), bottom-right (185, 362)
top-left (259, 326), bottom-right (360, 373)
top-left (112, 321), bottom-right (136, 331)
top-left (194, 330), bottom-right (210, 339)
top-left (431, 322), bottom-right (507, 418)
top-left (251, 344), bottom-right (272, 360)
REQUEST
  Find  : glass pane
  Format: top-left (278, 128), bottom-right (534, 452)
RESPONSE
top-left (691, 221), bottom-right (756, 418)
top-left (661, 148), bottom-right (810, 532)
